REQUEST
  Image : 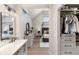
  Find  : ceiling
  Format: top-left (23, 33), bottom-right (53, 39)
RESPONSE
top-left (19, 4), bottom-right (50, 19)
top-left (18, 4), bottom-right (50, 9)
top-left (27, 8), bottom-right (49, 19)
top-left (7, 4), bottom-right (50, 19)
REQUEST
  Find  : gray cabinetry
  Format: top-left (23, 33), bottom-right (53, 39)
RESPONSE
top-left (60, 34), bottom-right (76, 55)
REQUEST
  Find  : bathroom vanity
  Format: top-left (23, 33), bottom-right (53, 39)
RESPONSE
top-left (0, 5), bottom-right (28, 55)
top-left (0, 40), bottom-right (28, 55)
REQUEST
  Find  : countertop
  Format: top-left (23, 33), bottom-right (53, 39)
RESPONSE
top-left (0, 40), bottom-right (27, 55)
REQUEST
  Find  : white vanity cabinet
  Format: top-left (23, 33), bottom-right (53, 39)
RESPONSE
top-left (14, 41), bottom-right (27, 55)
top-left (60, 34), bottom-right (76, 55)
top-left (0, 40), bottom-right (28, 55)
top-left (25, 34), bottom-right (34, 48)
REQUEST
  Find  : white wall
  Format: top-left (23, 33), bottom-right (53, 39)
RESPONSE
top-left (15, 7), bottom-right (32, 39)
top-left (33, 14), bottom-right (43, 31)
top-left (32, 11), bottom-right (48, 31)
top-left (20, 10), bottom-right (32, 39)
top-left (49, 4), bottom-right (63, 55)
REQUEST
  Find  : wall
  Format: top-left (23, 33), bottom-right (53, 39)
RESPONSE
top-left (20, 10), bottom-right (32, 39)
top-left (33, 14), bottom-right (43, 31)
top-left (32, 11), bottom-right (48, 32)
top-left (15, 7), bottom-right (32, 39)
top-left (49, 4), bottom-right (63, 55)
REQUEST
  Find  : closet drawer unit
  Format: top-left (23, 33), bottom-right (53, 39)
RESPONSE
top-left (60, 43), bottom-right (75, 49)
top-left (60, 44), bottom-right (75, 55)
top-left (61, 36), bottom-right (76, 39)
top-left (60, 43), bottom-right (76, 48)
top-left (60, 48), bottom-right (75, 55)
top-left (61, 34), bottom-right (76, 37)
top-left (61, 37), bottom-right (75, 39)
top-left (61, 50), bottom-right (74, 55)
top-left (61, 38), bottom-right (75, 43)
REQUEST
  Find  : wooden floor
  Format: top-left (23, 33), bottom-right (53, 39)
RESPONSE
top-left (27, 37), bottom-right (49, 55)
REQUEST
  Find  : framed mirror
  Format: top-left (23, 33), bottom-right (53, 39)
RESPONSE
top-left (1, 12), bottom-right (15, 40)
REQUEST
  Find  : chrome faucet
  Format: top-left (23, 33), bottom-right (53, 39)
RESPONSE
top-left (10, 37), bottom-right (17, 42)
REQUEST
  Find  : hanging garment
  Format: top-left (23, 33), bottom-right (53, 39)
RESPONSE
top-left (69, 15), bottom-right (76, 34)
top-left (60, 17), bottom-right (64, 33)
top-left (64, 14), bottom-right (73, 33)
top-left (61, 15), bottom-right (66, 34)
top-left (76, 14), bottom-right (79, 33)
top-left (73, 15), bottom-right (79, 33)
top-left (64, 14), bottom-right (79, 34)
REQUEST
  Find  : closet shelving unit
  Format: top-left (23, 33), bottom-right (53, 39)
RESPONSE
top-left (60, 6), bottom-right (79, 55)
top-left (42, 22), bottom-right (49, 42)
top-left (61, 10), bottom-right (79, 15)
top-left (61, 9), bottom-right (79, 12)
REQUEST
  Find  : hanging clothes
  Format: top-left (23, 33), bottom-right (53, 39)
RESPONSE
top-left (60, 16), bottom-right (64, 33)
top-left (64, 14), bottom-right (73, 33)
top-left (64, 14), bottom-right (79, 34)
top-left (76, 14), bottom-right (79, 32)
top-left (61, 15), bottom-right (66, 34)
top-left (72, 14), bottom-right (79, 33)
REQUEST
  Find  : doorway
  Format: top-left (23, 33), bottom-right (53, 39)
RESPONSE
top-left (20, 5), bottom-right (50, 55)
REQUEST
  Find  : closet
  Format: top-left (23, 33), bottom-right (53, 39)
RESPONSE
top-left (60, 4), bottom-right (79, 55)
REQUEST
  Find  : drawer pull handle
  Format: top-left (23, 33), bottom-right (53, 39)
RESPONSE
top-left (64, 45), bottom-right (72, 47)
top-left (64, 40), bottom-right (72, 41)
top-left (64, 52), bottom-right (72, 54)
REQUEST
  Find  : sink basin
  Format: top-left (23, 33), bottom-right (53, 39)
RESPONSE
top-left (0, 40), bottom-right (11, 47)
top-left (0, 42), bottom-right (7, 47)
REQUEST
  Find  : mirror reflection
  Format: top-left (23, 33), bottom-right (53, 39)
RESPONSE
top-left (2, 13), bottom-right (14, 40)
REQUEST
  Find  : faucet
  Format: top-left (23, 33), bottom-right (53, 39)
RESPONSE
top-left (10, 37), bottom-right (17, 43)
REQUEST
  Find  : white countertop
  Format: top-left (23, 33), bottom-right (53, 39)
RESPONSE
top-left (0, 40), bottom-right (12, 47)
top-left (0, 40), bottom-right (27, 55)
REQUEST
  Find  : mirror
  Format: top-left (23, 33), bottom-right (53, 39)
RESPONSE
top-left (1, 12), bottom-right (15, 40)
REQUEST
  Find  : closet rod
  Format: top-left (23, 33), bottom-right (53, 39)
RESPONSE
top-left (61, 11), bottom-right (79, 14)
top-left (61, 10), bottom-right (79, 12)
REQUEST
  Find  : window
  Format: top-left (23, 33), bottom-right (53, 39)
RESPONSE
top-left (43, 16), bottom-right (49, 22)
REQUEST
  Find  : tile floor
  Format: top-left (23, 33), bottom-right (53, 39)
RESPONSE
top-left (27, 37), bottom-right (49, 55)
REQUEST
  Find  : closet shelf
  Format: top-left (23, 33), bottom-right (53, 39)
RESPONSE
top-left (61, 9), bottom-right (79, 12)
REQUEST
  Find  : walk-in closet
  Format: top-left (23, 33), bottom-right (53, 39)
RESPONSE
top-left (60, 4), bottom-right (79, 55)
